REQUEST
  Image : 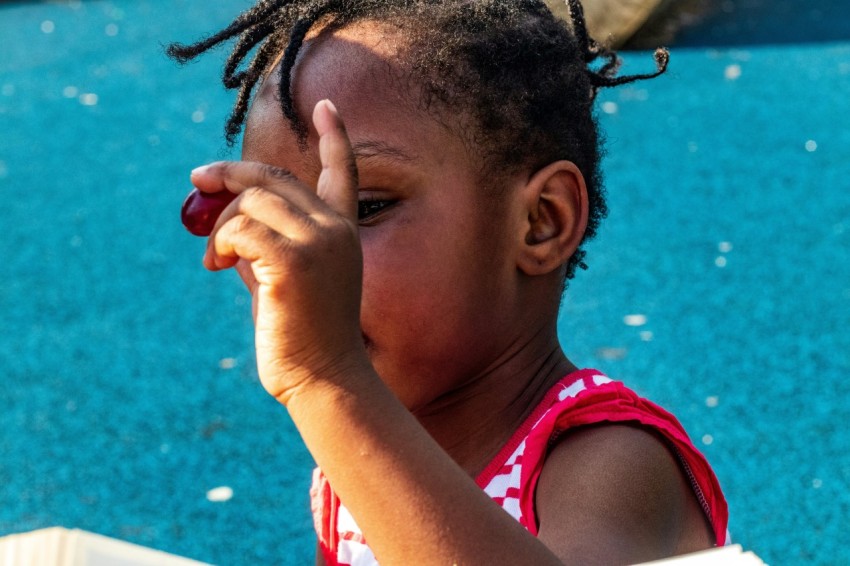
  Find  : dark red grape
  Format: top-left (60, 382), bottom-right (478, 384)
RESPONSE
top-left (181, 189), bottom-right (237, 236)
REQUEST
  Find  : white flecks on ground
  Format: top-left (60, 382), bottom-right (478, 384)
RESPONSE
top-left (623, 314), bottom-right (647, 327)
top-left (63, 86), bottom-right (78, 98)
top-left (724, 64), bottom-right (742, 80)
top-left (70, 236), bottom-right (83, 248)
top-left (706, 396), bottom-right (719, 408)
top-left (105, 23), bottom-right (119, 37)
top-left (715, 256), bottom-right (728, 268)
top-left (834, 223), bottom-right (845, 235)
top-left (0, 161), bottom-right (7, 179)
top-left (639, 330), bottom-right (653, 342)
top-left (147, 135), bottom-right (160, 147)
top-left (160, 444), bottom-right (171, 455)
top-left (79, 93), bottom-right (99, 106)
top-left (108, 6), bottom-right (125, 20)
top-left (65, 400), bottom-right (77, 412)
top-left (601, 101), bottom-right (618, 115)
top-left (812, 478), bottom-right (823, 489)
top-left (620, 88), bottom-right (649, 101)
top-left (688, 141), bottom-right (699, 153)
top-left (219, 358), bottom-right (237, 370)
top-left (805, 139), bottom-right (818, 152)
top-left (206, 486), bottom-right (234, 503)
top-left (597, 347), bottom-right (627, 360)
top-left (191, 110), bottom-right (206, 123)
top-left (718, 241), bottom-right (733, 253)
top-left (701, 434), bottom-right (714, 446)
top-left (1, 84), bottom-right (14, 97)
top-left (40, 20), bottom-right (55, 34)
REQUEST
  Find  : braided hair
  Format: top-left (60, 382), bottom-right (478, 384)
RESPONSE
top-left (168, 0), bottom-right (668, 281)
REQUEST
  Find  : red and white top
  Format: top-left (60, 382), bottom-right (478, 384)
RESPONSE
top-left (311, 369), bottom-right (729, 565)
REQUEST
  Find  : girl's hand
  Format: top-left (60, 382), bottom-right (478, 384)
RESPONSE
top-left (189, 100), bottom-right (369, 405)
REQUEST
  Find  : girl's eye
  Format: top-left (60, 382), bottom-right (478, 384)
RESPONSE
top-left (357, 198), bottom-right (396, 221)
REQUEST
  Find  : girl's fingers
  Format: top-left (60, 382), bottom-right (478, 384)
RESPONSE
top-left (191, 160), bottom-right (325, 218)
top-left (209, 214), bottom-right (294, 270)
top-left (195, 99), bottom-right (359, 275)
top-left (235, 258), bottom-right (259, 295)
top-left (191, 99), bottom-right (357, 228)
top-left (313, 99), bottom-right (359, 221)
top-left (234, 258), bottom-right (261, 322)
top-left (191, 160), bottom-right (299, 196)
top-left (204, 185), bottom-right (312, 263)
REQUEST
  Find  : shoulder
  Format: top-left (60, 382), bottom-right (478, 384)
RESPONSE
top-left (535, 424), bottom-right (714, 564)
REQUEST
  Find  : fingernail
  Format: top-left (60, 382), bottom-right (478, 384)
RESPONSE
top-left (323, 99), bottom-right (338, 114)
top-left (191, 164), bottom-right (211, 177)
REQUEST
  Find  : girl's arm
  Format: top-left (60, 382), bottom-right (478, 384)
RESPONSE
top-left (290, 362), bottom-right (564, 565)
top-left (194, 100), bottom-right (704, 565)
top-left (536, 425), bottom-right (715, 564)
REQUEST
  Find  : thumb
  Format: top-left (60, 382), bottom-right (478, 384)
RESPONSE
top-left (314, 99), bottom-right (358, 220)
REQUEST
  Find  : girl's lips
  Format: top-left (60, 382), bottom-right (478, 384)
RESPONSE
top-left (181, 188), bottom-right (238, 236)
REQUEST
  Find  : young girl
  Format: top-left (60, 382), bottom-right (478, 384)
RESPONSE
top-left (170, 1), bottom-right (727, 564)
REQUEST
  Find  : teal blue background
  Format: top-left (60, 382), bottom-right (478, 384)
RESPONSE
top-left (1, 1), bottom-right (848, 564)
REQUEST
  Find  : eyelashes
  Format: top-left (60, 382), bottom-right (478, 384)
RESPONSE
top-left (357, 198), bottom-right (397, 222)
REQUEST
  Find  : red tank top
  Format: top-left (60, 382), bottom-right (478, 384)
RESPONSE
top-left (311, 369), bottom-right (729, 565)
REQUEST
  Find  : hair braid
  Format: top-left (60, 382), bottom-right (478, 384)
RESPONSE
top-left (168, 0), bottom-right (296, 144)
top-left (587, 47), bottom-right (669, 88)
top-left (224, 37), bottom-right (288, 142)
top-left (222, 19), bottom-right (281, 88)
top-left (166, 0), bottom-right (285, 63)
top-left (565, 0), bottom-right (666, 97)
top-left (277, 14), bottom-right (323, 140)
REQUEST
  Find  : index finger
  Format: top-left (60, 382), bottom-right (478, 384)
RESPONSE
top-left (313, 99), bottom-right (359, 221)
top-left (190, 160), bottom-right (302, 196)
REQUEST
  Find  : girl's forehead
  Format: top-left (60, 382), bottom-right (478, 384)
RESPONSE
top-left (292, 22), bottom-right (415, 113)
top-left (245, 21), bottom-right (477, 181)
top-left (298, 28), bottom-right (468, 142)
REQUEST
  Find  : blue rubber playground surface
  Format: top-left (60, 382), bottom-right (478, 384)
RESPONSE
top-left (1, 1), bottom-right (848, 564)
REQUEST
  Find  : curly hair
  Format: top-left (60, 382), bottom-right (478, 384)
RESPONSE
top-left (168, 0), bottom-right (668, 281)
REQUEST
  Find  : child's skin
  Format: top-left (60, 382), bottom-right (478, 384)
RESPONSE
top-left (189, 22), bottom-right (713, 565)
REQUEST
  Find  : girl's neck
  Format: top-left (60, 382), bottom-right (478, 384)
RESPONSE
top-left (412, 332), bottom-right (577, 478)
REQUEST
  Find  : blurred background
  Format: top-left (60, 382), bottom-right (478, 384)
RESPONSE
top-left (1, 0), bottom-right (848, 564)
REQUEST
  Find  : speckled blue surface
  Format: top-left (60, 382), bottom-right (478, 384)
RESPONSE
top-left (1, 2), bottom-right (848, 565)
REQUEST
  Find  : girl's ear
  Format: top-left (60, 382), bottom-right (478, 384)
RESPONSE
top-left (516, 160), bottom-right (589, 276)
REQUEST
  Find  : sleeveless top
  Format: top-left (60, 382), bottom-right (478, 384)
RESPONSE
top-left (310, 369), bottom-right (729, 565)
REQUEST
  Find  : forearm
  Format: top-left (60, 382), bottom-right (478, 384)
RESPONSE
top-left (287, 368), bottom-right (562, 566)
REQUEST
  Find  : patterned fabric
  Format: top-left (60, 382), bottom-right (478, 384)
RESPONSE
top-left (474, 375), bottom-right (617, 525)
top-left (311, 369), bottom-right (729, 565)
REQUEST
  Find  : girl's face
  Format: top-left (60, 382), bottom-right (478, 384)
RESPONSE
top-left (242, 23), bottom-right (527, 410)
